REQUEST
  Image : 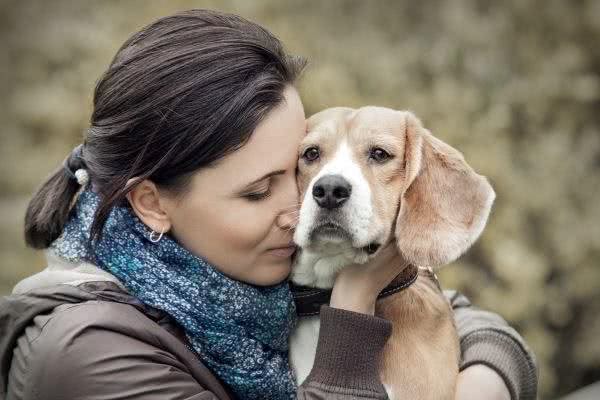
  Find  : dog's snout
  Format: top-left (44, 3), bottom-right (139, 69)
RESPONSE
top-left (312, 175), bottom-right (352, 209)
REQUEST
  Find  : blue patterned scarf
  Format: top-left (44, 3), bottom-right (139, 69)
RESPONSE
top-left (50, 187), bottom-right (298, 399)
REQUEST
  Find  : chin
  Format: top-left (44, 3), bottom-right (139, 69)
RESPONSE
top-left (250, 259), bottom-right (293, 287)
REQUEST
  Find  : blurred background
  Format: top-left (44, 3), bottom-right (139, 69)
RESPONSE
top-left (0, 0), bottom-right (598, 398)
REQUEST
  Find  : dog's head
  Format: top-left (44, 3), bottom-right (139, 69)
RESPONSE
top-left (293, 106), bottom-right (495, 267)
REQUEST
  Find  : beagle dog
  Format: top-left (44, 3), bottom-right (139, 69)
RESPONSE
top-left (289, 107), bottom-right (496, 399)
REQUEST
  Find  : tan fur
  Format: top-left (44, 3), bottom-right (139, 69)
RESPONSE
top-left (376, 276), bottom-right (459, 400)
top-left (298, 106), bottom-right (495, 399)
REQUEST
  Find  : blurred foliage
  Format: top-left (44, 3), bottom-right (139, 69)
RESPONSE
top-left (0, 0), bottom-right (598, 398)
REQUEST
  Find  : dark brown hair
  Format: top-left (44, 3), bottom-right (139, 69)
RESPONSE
top-left (24, 9), bottom-right (307, 248)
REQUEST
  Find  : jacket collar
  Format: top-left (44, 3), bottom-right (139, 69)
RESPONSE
top-left (12, 250), bottom-right (125, 295)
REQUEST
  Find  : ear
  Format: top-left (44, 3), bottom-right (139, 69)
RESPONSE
top-left (126, 179), bottom-right (172, 234)
top-left (395, 112), bottom-right (496, 267)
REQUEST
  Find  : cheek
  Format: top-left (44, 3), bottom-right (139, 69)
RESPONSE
top-left (169, 199), bottom-right (272, 267)
top-left (369, 167), bottom-right (406, 223)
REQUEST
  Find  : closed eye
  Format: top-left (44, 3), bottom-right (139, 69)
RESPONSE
top-left (244, 188), bottom-right (272, 202)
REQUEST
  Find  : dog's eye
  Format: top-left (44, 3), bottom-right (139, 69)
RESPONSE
top-left (302, 146), bottom-right (320, 163)
top-left (369, 147), bottom-right (392, 163)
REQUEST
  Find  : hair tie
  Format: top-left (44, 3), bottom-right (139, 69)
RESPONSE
top-left (63, 144), bottom-right (89, 186)
top-left (74, 168), bottom-right (90, 186)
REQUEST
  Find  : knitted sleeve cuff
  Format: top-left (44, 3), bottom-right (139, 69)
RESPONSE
top-left (304, 305), bottom-right (392, 396)
top-left (460, 329), bottom-right (538, 400)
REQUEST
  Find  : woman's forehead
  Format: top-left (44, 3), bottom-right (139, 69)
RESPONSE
top-left (195, 87), bottom-right (306, 189)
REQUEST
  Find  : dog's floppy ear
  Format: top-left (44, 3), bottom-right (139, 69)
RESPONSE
top-left (395, 112), bottom-right (496, 267)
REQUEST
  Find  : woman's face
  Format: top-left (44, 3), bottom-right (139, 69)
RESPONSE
top-left (163, 86), bottom-right (306, 286)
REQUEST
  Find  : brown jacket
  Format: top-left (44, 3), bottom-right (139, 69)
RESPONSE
top-left (0, 254), bottom-right (538, 399)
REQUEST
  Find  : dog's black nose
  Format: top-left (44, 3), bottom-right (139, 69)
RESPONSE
top-left (312, 175), bottom-right (352, 209)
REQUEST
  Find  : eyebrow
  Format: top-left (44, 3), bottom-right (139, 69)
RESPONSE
top-left (242, 169), bottom-right (286, 189)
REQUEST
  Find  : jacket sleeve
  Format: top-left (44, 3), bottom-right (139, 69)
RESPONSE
top-left (444, 290), bottom-right (538, 400)
top-left (297, 305), bottom-right (392, 399)
top-left (25, 302), bottom-right (391, 400)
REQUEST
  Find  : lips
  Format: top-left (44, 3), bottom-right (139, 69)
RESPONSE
top-left (317, 222), bottom-right (343, 231)
top-left (310, 221), bottom-right (350, 240)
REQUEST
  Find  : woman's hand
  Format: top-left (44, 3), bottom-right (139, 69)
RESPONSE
top-left (455, 365), bottom-right (511, 400)
top-left (329, 241), bottom-right (409, 315)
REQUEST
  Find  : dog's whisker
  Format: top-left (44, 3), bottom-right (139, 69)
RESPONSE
top-left (284, 220), bottom-right (300, 234)
top-left (280, 209), bottom-right (300, 217)
top-left (286, 216), bottom-right (300, 226)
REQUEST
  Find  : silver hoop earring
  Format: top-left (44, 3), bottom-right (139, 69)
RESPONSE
top-left (149, 227), bottom-right (165, 243)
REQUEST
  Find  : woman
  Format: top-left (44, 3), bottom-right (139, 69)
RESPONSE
top-left (0, 9), bottom-right (537, 400)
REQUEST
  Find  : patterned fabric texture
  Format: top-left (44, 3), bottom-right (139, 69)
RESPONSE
top-left (50, 187), bottom-right (298, 399)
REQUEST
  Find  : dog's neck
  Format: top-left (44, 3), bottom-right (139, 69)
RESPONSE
top-left (290, 246), bottom-right (369, 289)
top-left (290, 263), bottom-right (420, 317)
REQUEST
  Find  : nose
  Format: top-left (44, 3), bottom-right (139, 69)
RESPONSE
top-left (312, 175), bottom-right (352, 209)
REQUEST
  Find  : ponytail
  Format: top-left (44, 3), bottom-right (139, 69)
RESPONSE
top-left (24, 146), bottom-right (86, 249)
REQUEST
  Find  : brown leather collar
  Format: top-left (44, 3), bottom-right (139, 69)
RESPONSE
top-left (290, 263), bottom-right (420, 317)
